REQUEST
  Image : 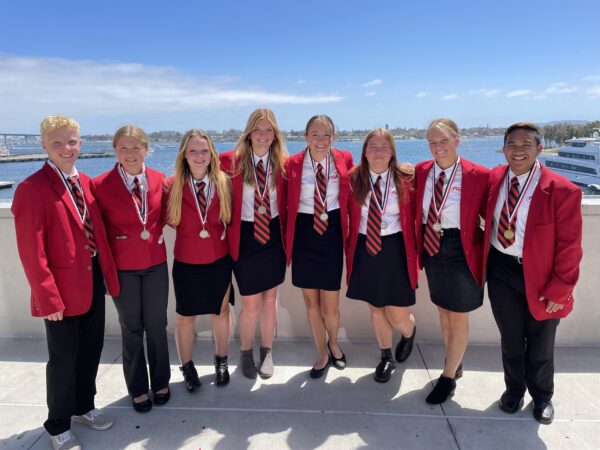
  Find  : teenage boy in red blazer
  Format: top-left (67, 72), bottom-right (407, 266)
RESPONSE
top-left (12, 115), bottom-right (120, 449)
top-left (483, 122), bottom-right (582, 425)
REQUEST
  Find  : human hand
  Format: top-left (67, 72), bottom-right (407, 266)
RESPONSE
top-left (539, 296), bottom-right (564, 314)
top-left (44, 311), bottom-right (64, 321)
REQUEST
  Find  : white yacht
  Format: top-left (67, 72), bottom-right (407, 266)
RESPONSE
top-left (539, 132), bottom-right (600, 189)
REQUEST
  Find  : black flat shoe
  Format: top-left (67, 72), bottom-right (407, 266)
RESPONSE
top-left (180, 360), bottom-right (201, 392)
top-left (132, 397), bottom-right (152, 413)
top-left (533, 401), bottom-right (554, 425)
top-left (499, 391), bottom-right (525, 414)
top-left (374, 349), bottom-right (395, 383)
top-left (327, 341), bottom-right (346, 370)
top-left (426, 375), bottom-right (456, 404)
top-left (309, 356), bottom-right (331, 379)
top-left (454, 362), bottom-right (464, 380)
top-left (214, 355), bottom-right (230, 386)
top-left (395, 325), bottom-right (416, 363)
top-left (153, 388), bottom-right (170, 405)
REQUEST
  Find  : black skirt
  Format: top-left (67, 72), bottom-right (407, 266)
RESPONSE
top-left (173, 256), bottom-right (234, 316)
top-left (423, 228), bottom-right (483, 313)
top-left (347, 232), bottom-right (416, 307)
top-left (233, 216), bottom-right (286, 296)
top-left (292, 210), bottom-right (343, 291)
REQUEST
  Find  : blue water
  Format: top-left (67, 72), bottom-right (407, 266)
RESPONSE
top-left (0, 138), bottom-right (508, 200)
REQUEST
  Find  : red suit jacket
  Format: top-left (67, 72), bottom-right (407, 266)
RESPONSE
top-left (415, 158), bottom-right (489, 286)
top-left (482, 164), bottom-right (583, 320)
top-left (345, 169), bottom-right (419, 289)
top-left (166, 176), bottom-right (229, 264)
top-left (219, 150), bottom-right (287, 261)
top-left (285, 148), bottom-right (354, 265)
top-left (93, 164), bottom-right (167, 271)
top-left (12, 163), bottom-right (120, 317)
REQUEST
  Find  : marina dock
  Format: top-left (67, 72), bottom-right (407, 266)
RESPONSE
top-left (0, 151), bottom-right (113, 163)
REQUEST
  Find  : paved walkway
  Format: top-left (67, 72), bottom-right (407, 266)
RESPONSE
top-left (1, 338), bottom-right (599, 449)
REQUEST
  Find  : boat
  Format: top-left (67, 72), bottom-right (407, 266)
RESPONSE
top-left (539, 132), bottom-right (600, 187)
top-left (0, 181), bottom-right (14, 190)
top-left (0, 143), bottom-right (8, 157)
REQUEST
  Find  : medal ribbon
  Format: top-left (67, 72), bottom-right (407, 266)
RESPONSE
top-left (252, 150), bottom-right (271, 204)
top-left (309, 149), bottom-right (330, 206)
top-left (503, 161), bottom-right (537, 225)
top-left (431, 157), bottom-right (460, 221)
top-left (368, 169), bottom-right (392, 215)
top-left (118, 164), bottom-right (147, 228)
top-left (189, 175), bottom-right (211, 229)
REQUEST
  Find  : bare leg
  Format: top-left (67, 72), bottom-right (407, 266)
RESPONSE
top-left (302, 288), bottom-right (329, 369)
top-left (438, 308), bottom-right (450, 349)
top-left (385, 306), bottom-right (414, 338)
top-left (259, 286), bottom-right (278, 348)
top-left (369, 305), bottom-right (393, 348)
top-left (212, 285), bottom-right (232, 357)
top-left (319, 289), bottom-right (343, 358)
top-left (175, 314), bottom-right (197, 364)
top-left (237, 293), bottom-right (262, 350)
top-left (440, 308), bottom-right (469, 378)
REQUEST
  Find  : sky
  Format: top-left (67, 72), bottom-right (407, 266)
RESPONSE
top-left (1, 0), bottom-right (600, 134)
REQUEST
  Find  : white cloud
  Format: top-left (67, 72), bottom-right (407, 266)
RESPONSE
top-left (507, 89), bottom-right (531, 98)
top-left (545, 82), bottom-right (578, 95)
top-left (586, 86), bottom-right (600, 99)
top-left (364, 91), bottom-right (376, 96)
top-left (469, 88), bottom-right (500, 98)
top-left (297, 79), bottom-right (306, 85)
top-left (441, 94), bottom-right (459, 101)
top-left (415, 91), bottom-right (430, 98)
top-left (582, 75), bottom-right (600, 81)
top-left (363, 79), bottom-right (383, 87)
top-left (0, 55), bottom-right (343, 118)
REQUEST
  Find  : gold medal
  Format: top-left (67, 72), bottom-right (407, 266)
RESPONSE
top-left (320, 212), bottom-right (329, 221)
top-left (199, 229), bottom-right (210, 239)
top-left (432, 222), bottom-right (442, 232)
top-left (503, 229), bottom-right (515, 240)
top-left (140, 229), bottom-right (150, 240)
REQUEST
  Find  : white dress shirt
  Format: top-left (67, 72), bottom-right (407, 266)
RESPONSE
top-left (191, 173), bottom-right (215, 209)
top-left (241, 152), bottom-right (279, 220)
top-left (359, 169), bottom-right (402, 235)
top-left (421, 159), bottom-right (462, 229)
top-left (298, 150), bottom-right (340, 213)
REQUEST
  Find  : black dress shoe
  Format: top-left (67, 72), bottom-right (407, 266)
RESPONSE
top-left (327, 341), bottom-right (347, 370)
top-left (426, 375), bottom-right (456, 404)
top-left (309, 356), bottom-right (331, 379)
top-left (214, 355), bottom-right (230, 386)
top-left (132, 397), bottom-right (152, 413)
top-left (180, 360), bottom-right (201, 392)
top-left (454, 362), bottom-right (464, 380)
top-left (499, 391), bottom-right (525, 414)
top-left (374, 349), bottom-right (395, 383)
top-left (395, 325), bottom-right (416, 363)
top-left (533, 401), bottom-right (554, 425)
top-left (153, 388), bottom-right (170, 405)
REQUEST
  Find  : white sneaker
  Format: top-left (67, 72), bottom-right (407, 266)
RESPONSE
top-left (72, 408), bottom-right (113, 431)
top-left (49, 430), bottom-right (81, 450)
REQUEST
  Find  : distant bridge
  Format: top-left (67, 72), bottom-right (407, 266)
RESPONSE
top-left (0, 133), bottom-right (40, 144)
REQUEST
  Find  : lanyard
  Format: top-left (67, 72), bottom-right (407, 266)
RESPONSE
top-left (504, 161), bottom-right (538, 224)
top-left (252, 151), bottom-right (271, 201)
top-left (369, 169), bottom-right (392, 214)
top-left (431, 157), bottom-right (460, 218)
top-left (118, 164), bottom-right (147, 227)
top-left (309, 149), bottom-right (330, 205)
top-left (189, 175), bottom-right (212, 228)
top-left (47, 160), bottom-right (88, 225)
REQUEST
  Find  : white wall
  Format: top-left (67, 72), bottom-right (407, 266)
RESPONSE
top-left (1, 199), bottom-right (599, 345)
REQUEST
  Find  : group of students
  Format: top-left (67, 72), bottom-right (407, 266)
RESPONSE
top-left (12, 111), bottom-right (583, 450)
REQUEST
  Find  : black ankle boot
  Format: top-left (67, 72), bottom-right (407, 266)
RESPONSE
top-left (426, 375), bottom-right (456, 404)
top-left (214, 355), bottom-right (230, 386)
top-left (180, 360), bottom-right (201, 392)
top-left (374, 348), bottom-right (396, 383)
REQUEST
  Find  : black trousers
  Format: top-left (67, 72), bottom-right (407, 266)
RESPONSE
top-left (112, 262), bottom-right (170, 397)
top-left (487, 247), bottom-right (559, 403)
top-left (44, 256), bottom-right (105, 436)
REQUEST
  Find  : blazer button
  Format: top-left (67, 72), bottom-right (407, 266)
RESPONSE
top-left (87, 265), bottom-right (92, 271)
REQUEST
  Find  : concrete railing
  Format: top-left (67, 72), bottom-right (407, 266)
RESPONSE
top-left (1, 200), bottom-right (599, 345)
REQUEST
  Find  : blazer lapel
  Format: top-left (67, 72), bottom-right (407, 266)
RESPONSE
top-left (44, 163), bottom-right (85, 230)
top-left (523, 164), bottom-right (549, 249)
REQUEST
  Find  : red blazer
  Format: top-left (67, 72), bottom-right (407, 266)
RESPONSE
top-left (415, 158), bottom-right (489, 286)
top-left (285, 148), bottom-right (354, 265)
top-left (11, 163), bottom-right (120, 317)
top-left (219, 150), bottom-right (287, 261)
top-left (166, 176), bottom-right (229, 265)
top-left (93, 164), bottom-right (167, 271)
top-left (345, 169), bottom-right (419, 289)
top-left (482, 164), bottom-right (583, 320)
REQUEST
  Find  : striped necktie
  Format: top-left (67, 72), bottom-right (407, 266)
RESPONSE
top-left (366, 176), bottom-right (383, 257)
top-left (67, 176), bottom-right (97, 256)
top-left (423, 171), bottom-right (446, 257)
top-left (132, 176), bottom-right (144, 216)
top-left (497, 176), bottom-right (520, 248)
top-left (253, 160), bottom-right (271, 244)
top-left (313, 162), bottom-right (328, 235)
top-left (196, 181), bottom-right (207, 217)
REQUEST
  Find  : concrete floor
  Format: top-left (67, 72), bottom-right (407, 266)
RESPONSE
top-left (0, 338), bottom-right (599, 450)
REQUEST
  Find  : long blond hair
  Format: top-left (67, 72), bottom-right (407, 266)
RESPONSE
top-left (350, 128), bottom-right (414, 204)
top-left (167, 129), bottom-right (231, 225)
top-left (233, 108), bottom-right (288, 186)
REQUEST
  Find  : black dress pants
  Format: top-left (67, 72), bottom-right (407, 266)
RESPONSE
top-left (487, 247), bottom-right (559, 403)
top-left (112, 262), bottom-right (170, 397)
top-left (44, 256), bottom-right (106, 436)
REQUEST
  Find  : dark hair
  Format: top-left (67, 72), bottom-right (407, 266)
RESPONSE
top-left (304, 114), bottom-right (335, 135)
top-left (504, 122), bottom-right (541, 146)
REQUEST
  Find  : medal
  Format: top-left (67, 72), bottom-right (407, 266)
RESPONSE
top-left (258, 205), bottom-right (267, 215)
top-left (381, 221), bottom-right (388, 230)
top-left (190, 176), bottom-right (213, 237)
top-left (199, 229), bottom-right (210, 239)
top-left (320, 212), bottom-right (329, 221)
top-left (140, 229), bottom-right (150, 240)
top-left (118, 164), bottom-right (149, 241)
top-left (432, 222), bottom-right (442, 232)
top-left (430, 159), bottom-right (460, 231)
top-left (503, 229), bottom-right (515, 240)
top-left (253, 151), bottom-right (271, 216)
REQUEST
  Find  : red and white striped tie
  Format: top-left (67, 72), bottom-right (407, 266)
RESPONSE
top-left (196, 181), bottom-right (207, 217)
top-left (366, 176), bottom-right (383, 257)
top-left (67, 176), bottom-right (97, 256)
top-left (132, 176), bottom-right (144, 216)
top-left (497, 176), bottom-right (519, 248)
top-left (313, 163), bottom-right (328, 235)
top-left (253, 160), bottom-right (271, 244)
top-left (423, 171), bottom-right (445, 257)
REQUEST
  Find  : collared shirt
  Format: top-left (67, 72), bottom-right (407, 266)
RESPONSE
top-left (421, 160), bottom-right (462, 229)
top-left (241, 152), bottom-right (279, 220)
top-left (192, 173), bottom-right (215, 209)
top-left (298, 150), bottom-right (340, 213)
top-left (491, 160), bottom-right (541, 257)
top-left (121, 164), bottom-right (148, 193)
top-left (47, 159), bottom-right (78, 181)
top-left (359, 169), bottom-right (402, 235)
